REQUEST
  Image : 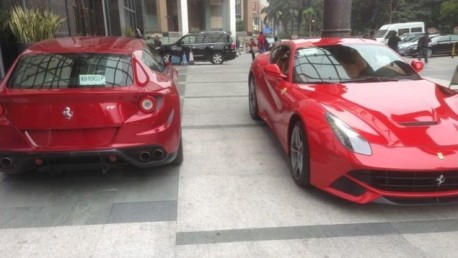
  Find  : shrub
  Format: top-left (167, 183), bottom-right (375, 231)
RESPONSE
top-left (9, 6), bottom-right (65, 43)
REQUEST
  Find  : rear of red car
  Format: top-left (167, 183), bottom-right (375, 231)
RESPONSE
top-left (0, 37), bottom-right (182, 174)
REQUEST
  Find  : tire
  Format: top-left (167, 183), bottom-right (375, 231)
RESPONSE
top-left (248, 76), bottom-right (261, 120)
top-left (290, 121), bottom-right (310, 187)
top-left (170, 137), bottom-right (183, 166)
top-left (211, 52), bottom-right (224, 64)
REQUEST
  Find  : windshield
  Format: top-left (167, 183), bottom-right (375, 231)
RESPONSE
top-left (8, 53), bottom-right (133, 89)
top-left (374, 30), bottom-right (387, 38)
top-left (293, 44), bottom-right (421, 84)
top-left (401, 33), bottom-right (422, 42)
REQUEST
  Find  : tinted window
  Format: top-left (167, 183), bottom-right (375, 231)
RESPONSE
top-left (142, 47), bottom-right (165, 72)
top-left (180, 35), bottom-right (196, 44)
top-left (8, 53), bottom-right (133, 89)
top-left (202, 33), bottom-right (230, 43)
top-left (293, 44), bottom-right (420, 83)
top-left (398, 28), bottom-right (409, 36)
top-left (195, 34), bottom-right (205, 43)
top-left (411, 27), bottom-right (423, 33)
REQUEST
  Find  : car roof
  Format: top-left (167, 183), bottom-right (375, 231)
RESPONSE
top-left (279, 38), bottom-right (383, 49)
top-left (26, 36), bottom-right (145, 55)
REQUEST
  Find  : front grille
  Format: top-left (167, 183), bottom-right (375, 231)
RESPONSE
top-left (349, 170), bottom-right (458, 192)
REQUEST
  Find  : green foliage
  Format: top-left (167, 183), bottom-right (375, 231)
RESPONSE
top-left (9, 6), bottom-right (65, 43)
top-left (441, 0), bottom-right (458, 32)
top-left (261, 0), bottom-right (456, 37)
top-left (236, 19), bottom-right (245, 31)
top-left (125, 27), bottom-right (135, 37)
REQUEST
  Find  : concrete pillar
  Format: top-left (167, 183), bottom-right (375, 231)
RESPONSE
top-left (229, 0), bottom-right (236, 35)
top-left (157, 0), bottom-right (168, 33)
top-left (321, 0), bottom-right (352, 38)
top-left (178, 0), bottom-right (189, 35)
top-left (222, 0), bottom-right (236, 34)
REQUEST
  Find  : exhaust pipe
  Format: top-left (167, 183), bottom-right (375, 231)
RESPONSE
top-left (139, 151), bottom-right (152, 162)
top-left (0, 157), bottom-right (13, 169)
top-left (152, 149), bottom-right (165, 160)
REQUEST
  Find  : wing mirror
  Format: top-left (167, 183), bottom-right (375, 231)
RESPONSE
top-left (264, 64), bottom-right (287, 79)
top-left (410, 59), bottom-right (424, 73)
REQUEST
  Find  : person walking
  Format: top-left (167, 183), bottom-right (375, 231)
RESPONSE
top-left (236, 36), bottom-right (241, 56)
top-left (257, 32), bottom-right (267, 53)
top-left (153, 35), bottom-right (162, 48)
top-left (387, 30), bottom-right (401, 53)
top-left (417, 32), bottom-right (431, 63)
top-left (247, 38), bottom-right (257, 61)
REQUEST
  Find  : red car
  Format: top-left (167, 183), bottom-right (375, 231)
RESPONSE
top-left (0, 36), bottom-right (183, 174)
top-left (248, 38), bottom-right (458, 204)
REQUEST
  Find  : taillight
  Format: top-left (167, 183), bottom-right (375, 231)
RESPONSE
top-left (231, 42), bottom-right (236, 50)
top-left (0, 102), bottom-right (4, 116)
top-left (138, 96), bottom-right (156, 113)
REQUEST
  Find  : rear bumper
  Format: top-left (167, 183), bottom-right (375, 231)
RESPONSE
top-left (224, 51), bottom-right (237, 61)
top-left (0, 145), bottom-right (178, 174)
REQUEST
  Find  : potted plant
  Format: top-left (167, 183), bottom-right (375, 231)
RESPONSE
top-left (8, 6), bottom-right (65, 53)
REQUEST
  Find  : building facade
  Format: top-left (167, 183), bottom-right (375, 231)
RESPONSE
top-left (0, 0), bottom-right (261, 37)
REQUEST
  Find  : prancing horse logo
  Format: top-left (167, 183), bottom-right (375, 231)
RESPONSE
top-left (62, 106), bottom-right (73, 120)
top-left (436, 174), bottom-right (445, 186)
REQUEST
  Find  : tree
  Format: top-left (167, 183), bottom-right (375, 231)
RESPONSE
top-left (386, 0), bottom-right (405, 23)
top-left (441, 0), bottom-right (458, 32)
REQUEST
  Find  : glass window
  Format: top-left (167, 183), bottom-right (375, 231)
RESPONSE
top-left (180, 35), bottom-right (196, 44)
top-left (142, 47), bottom-right (165, 72)
top-left (411, 27), bottom-right (423, 33)
top-left (8, 53), bottom-right (133, 89)
top-left (292, 44), bottom-right (420, 84)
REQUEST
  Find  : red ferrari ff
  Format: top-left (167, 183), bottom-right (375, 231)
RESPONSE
top-left (248, 38), bottom-right (458, 204)
top-left (0, 36), bottom-right (183, 174)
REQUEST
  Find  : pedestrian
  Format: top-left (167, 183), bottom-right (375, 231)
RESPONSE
top-left (236, 36), bottom-right (241, 56)
top-left (387, 30), bottom-right (401, 53)
top-left (153, 35), bottom-right (162, 48)
top-left (257, 32), bottom-right (267, 53)
top-left (135, 28), bottom-right (143, 39)
top-left (417, 32), bottom-right (431, 63)
top-left (369, 30), bottom-right (375, 40)
top-left (246, 38), bottom-right (257, 61)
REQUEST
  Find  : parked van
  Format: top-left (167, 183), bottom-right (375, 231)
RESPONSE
top-left (375, 22), bottom-right (425, 43)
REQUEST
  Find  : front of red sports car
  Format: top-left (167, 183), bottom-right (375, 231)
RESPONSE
top-left (249, 38), bottom-right (458, 204)
top-left (0, 37), bottom-right (182, 174)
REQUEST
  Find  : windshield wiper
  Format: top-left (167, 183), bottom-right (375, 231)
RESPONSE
top-left (341, 77), bottom-right (399, 83)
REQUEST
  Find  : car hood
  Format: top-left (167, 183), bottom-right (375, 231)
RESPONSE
top-left (305, 79), bottom-right (458, 146)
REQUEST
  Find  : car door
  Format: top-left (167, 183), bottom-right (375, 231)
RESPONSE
top-left (176, 35), bottom-right (196, 59)
top-left (434, 35), bottom-right (451, 55)
top-left (263, 46), bottom-right (295, 137)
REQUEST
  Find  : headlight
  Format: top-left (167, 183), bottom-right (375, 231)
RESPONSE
top-left (326, 112), bottom-right (372, 155)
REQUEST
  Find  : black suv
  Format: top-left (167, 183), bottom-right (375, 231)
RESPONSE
top-left (157, 31), bottom-right (237, 65)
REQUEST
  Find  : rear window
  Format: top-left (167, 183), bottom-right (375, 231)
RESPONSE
top-left (8, 53), bottom-right (133, 89)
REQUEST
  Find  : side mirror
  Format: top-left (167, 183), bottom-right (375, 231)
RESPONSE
top-left (264, 63), bottom-right (287, 79)
top-left (410, 59), bottom-right (424, 73)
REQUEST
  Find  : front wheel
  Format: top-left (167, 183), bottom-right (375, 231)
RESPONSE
top-left (211, 52), bottom-right (224, 64)
top-left (290, 121), bottom-right (310, 187)
top-left (248, 76), bottom-right (261, 120)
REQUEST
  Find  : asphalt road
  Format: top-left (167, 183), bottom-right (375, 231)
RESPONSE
top-left (0, 53), bottom-right (458, 258)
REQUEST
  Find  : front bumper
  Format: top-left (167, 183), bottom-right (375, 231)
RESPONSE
top-left (0, 145), bottom-right (178, 174)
